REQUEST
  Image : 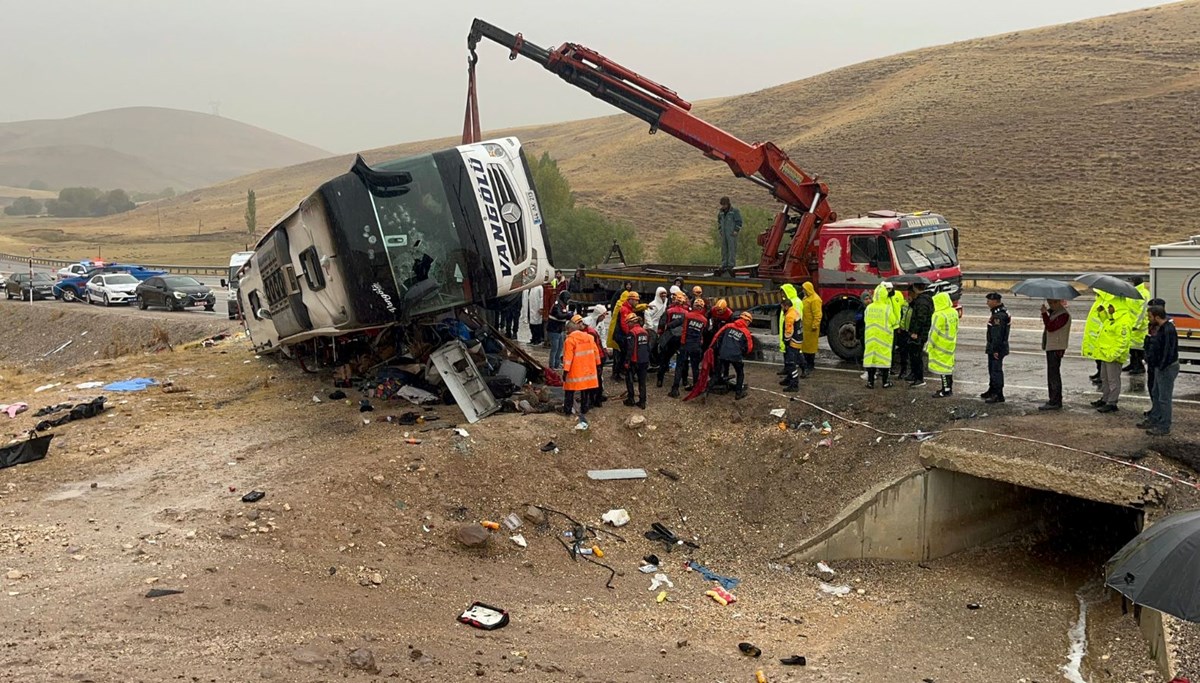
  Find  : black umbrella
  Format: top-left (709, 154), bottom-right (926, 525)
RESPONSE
top-left (1075, 273), bottom-right (1143, 300)
top-left (1011, 278), bottom-right (1080, 300)
top-left (886, 274), bottom-right (932, 286)
top-left (1105, 509), bottom-right (1200, 622)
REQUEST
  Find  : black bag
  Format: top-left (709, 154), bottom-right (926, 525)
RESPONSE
top-left (0, 434), bottom-right (53, 470)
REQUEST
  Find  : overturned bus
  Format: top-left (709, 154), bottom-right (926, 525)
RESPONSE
top-left (237, 137), bottom-right (553, 353)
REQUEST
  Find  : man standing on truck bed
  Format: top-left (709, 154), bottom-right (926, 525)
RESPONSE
top-left (716, 197), bottom-right (743, 276)
top-left (907, 282), bottom-right (935, 388)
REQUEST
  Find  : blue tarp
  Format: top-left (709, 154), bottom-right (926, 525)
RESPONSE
top-left (102, 378), bottom-right (158, 392)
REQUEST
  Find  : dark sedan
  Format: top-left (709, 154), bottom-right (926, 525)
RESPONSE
top-left (135, 275), bottom-right (217, 312)
top-left (5, 272), bottom-right (55, 301)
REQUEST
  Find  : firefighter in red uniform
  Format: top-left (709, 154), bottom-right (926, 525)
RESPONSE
top-left (623, 312), bottom-right (650, 409)
top-left (656, 291), bottom-right (689, 388)
top-left (670, 298), bottom-right (708, 398)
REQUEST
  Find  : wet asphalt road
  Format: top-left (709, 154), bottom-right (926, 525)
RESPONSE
top-left (6, 255), bottom-right (1196, 404)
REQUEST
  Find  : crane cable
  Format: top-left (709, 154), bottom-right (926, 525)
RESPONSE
top-left (462, 46), bottom-right (481, 145)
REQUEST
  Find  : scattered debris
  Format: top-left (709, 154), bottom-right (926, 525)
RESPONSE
top-left (34, 397), bottom-right (107, 432)
top-left (817, 438), bottom-right (833, 448)
top-left (769, 408), bottom-right (787, 418)
top-left (819, 582), bottom-right (852, 596)
top-left (626, 414), bottom-right (646, 430)
top-left (6, 569), bottom-right (26, 580)
top-left (601, 509), bottom-right (630, 527)
top-left (75, 381), bottom-right (104, 390)
top-left (0, 433), bottom-right (52, 470)
top-left (657, 467), bottom-right (681, 481)
top-left (311, 395), bottom-right (322, 403)
top-left (686, 560), bottom-right (738, 590)
top-left (540, 441), bottom-right (559, 453)
top-left (458, 602), bottom-right (509, 630)
top-left (649, 573), bottom-right (674, 591)
top-left (453, 427), bottom-right (470, 438)
top-left (510, 534), bottom-right (527, 548)
top-left (588, 468), bottom-right (647, 481)
top-left (145, 588), bottom-right (184, 598)
top-left (502, 513), bottom-right (522, 530)
top-left (328, 390), bottom-right (347, 400)
top-left (705, 585), bottom-right (737, 605)
top-left (816, 561), bottom-right (835, 576)
top-left (358, 399), bottom-right (374, 412)
top-left (1, 402), bottom-right (29, 418)
top-left (656, 590), bottom-right (668, 603)
top-left (522, 505), bottom-right (547, 526)
top-left (739, 642), bottom-right (762, 657)
top-left (33, 383), bottom-right (61, 393)
top-left (779, 655), bottom-right (807, 666)
top-left (102, 378), bottom-right (158, 392)
top-left (638, 563), bottom-right (658, 574)
top-left (967, 602), bottom-right (982, 610)
top-left (241, 491), bottom-right (266, 503)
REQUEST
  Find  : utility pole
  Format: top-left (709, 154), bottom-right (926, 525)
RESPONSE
top-left (28, 247), bottom-right (39, 307)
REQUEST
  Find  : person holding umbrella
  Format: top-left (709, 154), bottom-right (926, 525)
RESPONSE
top-left (1039, 298), bottom-right (1071, 410)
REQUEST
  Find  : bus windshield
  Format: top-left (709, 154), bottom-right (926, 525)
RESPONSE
top-left (894, 230), bottom-right (958, 273)
top-left (369, 155), bottom-right (469, 315)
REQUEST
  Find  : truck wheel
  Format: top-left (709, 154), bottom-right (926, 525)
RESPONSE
top-left (62, 288), bottom-right (77, 303)
top-left (826, 309), bottom-right (862, 362)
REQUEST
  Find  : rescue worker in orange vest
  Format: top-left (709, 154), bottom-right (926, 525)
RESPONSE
top-left (623, 312), bottom-right (650, 409)
top-left (562, 317), bottom-right (602, 430)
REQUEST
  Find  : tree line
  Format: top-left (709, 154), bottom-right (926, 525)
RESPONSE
top-left (4, 187), bottom-right (139, 217)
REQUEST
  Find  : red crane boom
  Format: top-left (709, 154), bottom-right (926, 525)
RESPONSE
top-left (465, 19), bottom-right (836, 281)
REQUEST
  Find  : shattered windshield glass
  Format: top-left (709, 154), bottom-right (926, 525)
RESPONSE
top-left (368, 155), bottom-right (469, 315)
top-left (894, 230), bottom-right (957, 273)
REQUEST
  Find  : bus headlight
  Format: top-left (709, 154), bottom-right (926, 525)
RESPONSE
top-left (483, 143), bottom-right (506, 159)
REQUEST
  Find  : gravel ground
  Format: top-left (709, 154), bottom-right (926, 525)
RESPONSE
top-left (1, 304), bottom-right (1196, 681)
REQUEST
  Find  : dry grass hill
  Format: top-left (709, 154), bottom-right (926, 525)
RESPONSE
top-left (5, 2), bottom-right (1199, 268)
top-left (0, 107), bottom-right (330, 192)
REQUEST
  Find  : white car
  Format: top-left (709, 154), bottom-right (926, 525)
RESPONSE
top-left (86, 273), bottom-right (140, 306)
top-left (57, 263), bottom-right (91, 280)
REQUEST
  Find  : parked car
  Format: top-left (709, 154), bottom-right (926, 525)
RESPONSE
top-left (0, 271), bottom-right (10, 287)
top-left (135, 275), bottom-right (216, 312)
top-left (54, 264), bottom-right (167, 302)
top-left (4, 272), bottom-right (55, 300)
top-left (56, 260), bottom-right (106, 280)
top-left (85, 273), bottom-right (140, 306)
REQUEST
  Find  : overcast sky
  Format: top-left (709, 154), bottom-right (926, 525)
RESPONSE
top-left (0, 0), bottom-right (1172, 153)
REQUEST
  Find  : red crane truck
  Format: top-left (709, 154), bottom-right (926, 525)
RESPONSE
top-left (465, 19), bottom-right (963, 360)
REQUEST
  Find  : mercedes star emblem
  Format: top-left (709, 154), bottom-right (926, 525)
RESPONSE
top-left (500, 202), bottom-right (522, 224)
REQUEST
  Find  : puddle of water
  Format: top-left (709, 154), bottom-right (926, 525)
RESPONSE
top-left (1063, 582), bottom-right (1104, 683)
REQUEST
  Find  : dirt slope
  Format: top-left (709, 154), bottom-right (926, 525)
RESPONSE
top-left (0, 107), bottom-right (331, 191)
top-left (8, 2), bottom-right (1200, 268)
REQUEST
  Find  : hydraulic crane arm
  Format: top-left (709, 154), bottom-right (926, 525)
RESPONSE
top-left (466, 19), bottom-right (837, 279)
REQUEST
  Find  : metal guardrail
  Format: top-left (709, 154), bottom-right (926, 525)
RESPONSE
top-left (958, 271), bottom-right (1147, 288)
top-left (0, 252), bottom-right (227, 277)
top-left (0, 252), bottom-right (1146, 285)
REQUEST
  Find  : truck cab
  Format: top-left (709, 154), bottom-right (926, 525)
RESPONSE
top-left (222, 251), bottom-right (255, 320)
top-left (1150, 235), bottom-right (1200, 373)
top-left (817, 211), bottom-right (962, 359)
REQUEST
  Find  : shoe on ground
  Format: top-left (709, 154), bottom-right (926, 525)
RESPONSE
top-left (866, 382), bottom-right (875, 389)
top-left (1129, 368), bottom-right (1145, 375)
top-left (1135, 421), bottom-right (1153, 429)
top-left (1097, 404), bottom-right (1118, 413)
top-left (779, 378), bottom-right (792, 386)
top-left (656, 378), bottom-right (664, 388)
top-left (984, 395), bottom-right (1005, 404)
top-left (623, 399), bottom-right (636, 407)
top-left (734, 389), bottom-right (748, 400)
top-left (1088, 373), bottom-right (1100, 381)
top-left (777, 369), bottom-right (789, 376)
top-left (637, 401), bottom-right (646, 410)
top-left (783, 385), bottom-right (798, 393)
top-left (908, 380), bottom-right (927, 388)
top-left (575, 421), bottom-right (589, 431)
top-left (882, 382), bottom-right (894, 389)
top-left (684, 384), bottom-right (694, 392)
top-left (1037, 403), bottom-right (1062, 411)
top-left (1090, 399), bottom-right (1106, 407)
top-left (932, 390), bottom-right (952, 398)
top-left (668, 388), bottom-right (680, 398)
top-left (1143, 409), bottom-right (1152, 417)
top-left (979, 390), bottom-right (993, 399)
top-left (1145, 428), bottom-right (1169, 437)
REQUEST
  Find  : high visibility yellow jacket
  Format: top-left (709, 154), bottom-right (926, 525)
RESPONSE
top-left (1128, 283), bottom-right (1151, 350)
top-left (784, 306), bottom-right (803, 350)
top-left (927, 292), bottom-right (958, 375)
top-left (1081, 291), bottom-right (1112, 360)
top-left (800, 282), bottom-right (822, 354)
top-left (1094, 300), bottom-right (1132, 364)
top-left (888, 289), bottom-right (905, 331)
top-left (862, 283), bottom-right (898, 369)
top-left (606, 291), bottom-right (630, 350)
top-left (778, 284), bottom-right (803, 352)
